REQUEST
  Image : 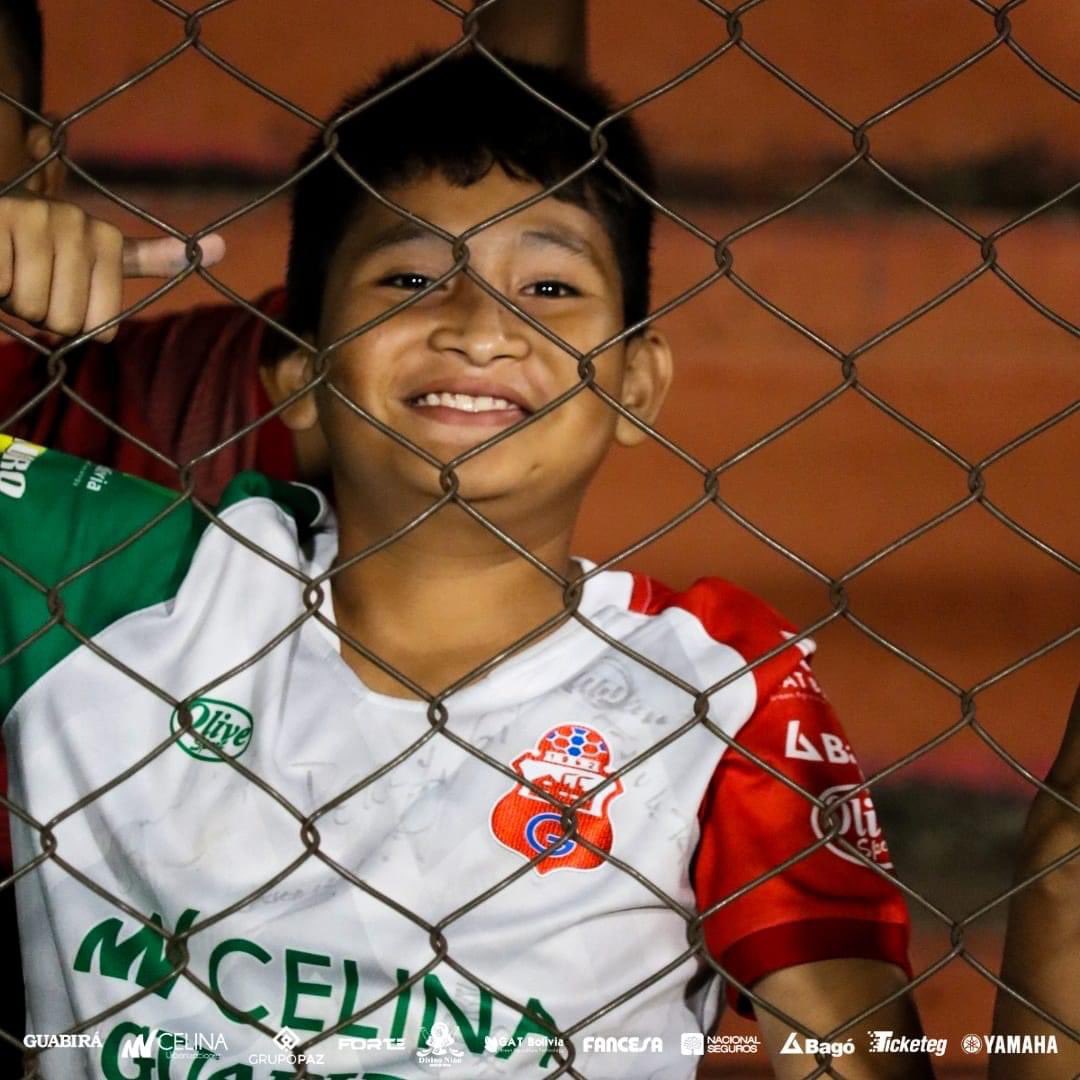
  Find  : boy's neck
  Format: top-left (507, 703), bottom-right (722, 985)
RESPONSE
top-left (328, 500), bottom-right (580, 701)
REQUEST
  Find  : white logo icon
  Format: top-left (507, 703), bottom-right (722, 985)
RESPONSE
top-left (273, 1027), bottom-right (300, 1051)
top-left (780, 1032), bottom-right (803, 1055)
top-left (417, 1022), bottom-right (465, 1067)
top-left (962, 1034), bottom-right (982, 1054)
top-left (119, 1033), bottom-right (155, 1060)
top-left (785, 719), bottom-right (854, 764)
top-left (785, 719), bottom-right (825, 761)
top-left (680, 1032), bottom-right (705, 1055)
top-left (868, 1030), bottom-right (891, 1053)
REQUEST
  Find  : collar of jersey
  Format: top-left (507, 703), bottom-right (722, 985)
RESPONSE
top-left (217, 476), bottom-right (639, 710)
top-left (305, 554), bottom-right (636, 712)
top-left (217, 471), bottom-right (330, 539)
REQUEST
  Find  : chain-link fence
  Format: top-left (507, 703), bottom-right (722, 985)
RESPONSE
top-left (0, 1), bottom-right (1077, 1078)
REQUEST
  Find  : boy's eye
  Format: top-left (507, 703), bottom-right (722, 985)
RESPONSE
top-left (380, 272), bottom-right (435, 290)
top-left (526, 280), bottom-right (580, 299)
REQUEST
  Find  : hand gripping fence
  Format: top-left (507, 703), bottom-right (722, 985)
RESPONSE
top-left (0, 1), bottom-right (1077, 1078)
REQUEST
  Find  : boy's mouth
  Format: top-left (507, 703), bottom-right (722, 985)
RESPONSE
top-left (405, 385), bottom-right (532, 428)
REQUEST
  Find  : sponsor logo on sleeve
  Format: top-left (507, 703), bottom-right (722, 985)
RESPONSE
top-left (785, 719), bottom-right (855, 765)
top-left (0, 436), bottom-right (45, 500)
top-left (777, 660), bottom-right (825, 701)
top-left (811, 782), bottom-right (893, 869)
top-left (780, 630), bottom-right (815, 658)
top-left (81, 462), bottom-right (113, 493)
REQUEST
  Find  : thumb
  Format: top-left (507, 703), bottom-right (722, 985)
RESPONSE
top-left (121, 234), bottom-right (226, 278)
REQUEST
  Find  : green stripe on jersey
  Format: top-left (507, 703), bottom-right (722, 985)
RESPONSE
top-left (0, 436), bottom-right (321, 717)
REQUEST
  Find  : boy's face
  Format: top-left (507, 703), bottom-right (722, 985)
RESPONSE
top-left (296, 168), bottom-right (671, 523)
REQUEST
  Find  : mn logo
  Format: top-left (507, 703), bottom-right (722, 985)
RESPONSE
top-left (490, 725), bottom-right (622, 874)
top-left (170, 698), bottom-right (253, 762)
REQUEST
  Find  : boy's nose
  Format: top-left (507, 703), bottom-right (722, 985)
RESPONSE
top-left (429, 276), bottom-right (530, 366)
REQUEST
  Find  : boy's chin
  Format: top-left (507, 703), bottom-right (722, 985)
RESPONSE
top-left (383, 454), bottom-right (562, 520)
top-left (418, 462), bottom-right (529, 506)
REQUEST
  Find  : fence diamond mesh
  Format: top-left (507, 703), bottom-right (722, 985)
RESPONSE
top-left (0, 1), bottom-right (1077, 1078)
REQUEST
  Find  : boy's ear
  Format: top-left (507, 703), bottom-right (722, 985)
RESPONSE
top-left (22, 123), bottom-right (65, 197)
top-left (614, 328), bottom-right (674, 448)
top-left (260, 345), bottom-right (319, 433)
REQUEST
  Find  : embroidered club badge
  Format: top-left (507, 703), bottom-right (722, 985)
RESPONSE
top-left (490, 724), bottom-right (623, 874)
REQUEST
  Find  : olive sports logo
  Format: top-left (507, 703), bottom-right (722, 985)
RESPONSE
top-left (170, 698), bottom-right (254, 762)
top-left (490, 725), bottom-right (622, 874)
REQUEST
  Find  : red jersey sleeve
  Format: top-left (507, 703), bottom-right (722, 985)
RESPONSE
top-left (628, 573), bottom-right (912, 1017)
top-left (691, 652), bottom-right (911, 1018)
top-left (0, 287), bottom-right (295, 505)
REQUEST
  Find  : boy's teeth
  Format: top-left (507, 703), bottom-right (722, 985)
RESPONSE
top-left (416, 392), bottom-right (516, 412)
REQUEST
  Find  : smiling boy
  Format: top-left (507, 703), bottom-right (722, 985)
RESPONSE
top-left (0, 0), bottom-right (586, 506)
top-left (0, 10), bottom-right (585, 1058)
top-left (1, 54), bottom-right (930, 1079)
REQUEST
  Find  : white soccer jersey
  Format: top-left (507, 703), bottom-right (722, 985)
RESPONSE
top-left (0, 436), bottom-right (909, 1080)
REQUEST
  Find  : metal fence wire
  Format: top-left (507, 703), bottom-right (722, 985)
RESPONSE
top-left (0, 0), bottom-right (1077, 1078)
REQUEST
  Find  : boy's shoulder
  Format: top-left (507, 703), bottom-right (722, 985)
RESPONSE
top-left (0, 434), bottom-right (319, 536)
top-left (627, 572), bottom-right (813, 702)
top-left (0, 438), bottom-right (321, 716)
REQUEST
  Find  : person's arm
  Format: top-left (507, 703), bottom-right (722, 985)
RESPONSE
top-left (688, 591), bottom-right (928, 1076)
top-left (0, 195), bottom-right (222, 342)
top-left (473, 0), bottom-right (587, 71)
top-left (989, 684), bottom-right (1080, 1080)
top-left (0, 195), bottom-right (303, 502)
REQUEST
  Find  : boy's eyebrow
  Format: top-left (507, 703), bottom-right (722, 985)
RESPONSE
top-left (520, 226), bottom-right (602, 267)
top-left (360, 219), bottom-right (444, 255)
top-left (359, 219), bottom-right (606, 270)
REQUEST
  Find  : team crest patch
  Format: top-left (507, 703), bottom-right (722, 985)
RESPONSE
top-left (490, 725), bottom-right (623, 874)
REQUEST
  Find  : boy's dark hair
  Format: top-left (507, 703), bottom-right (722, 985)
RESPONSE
top-left (286, 51), bottom-right (655, 344)
top-left (0, 0), bottom-right (44, 116)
